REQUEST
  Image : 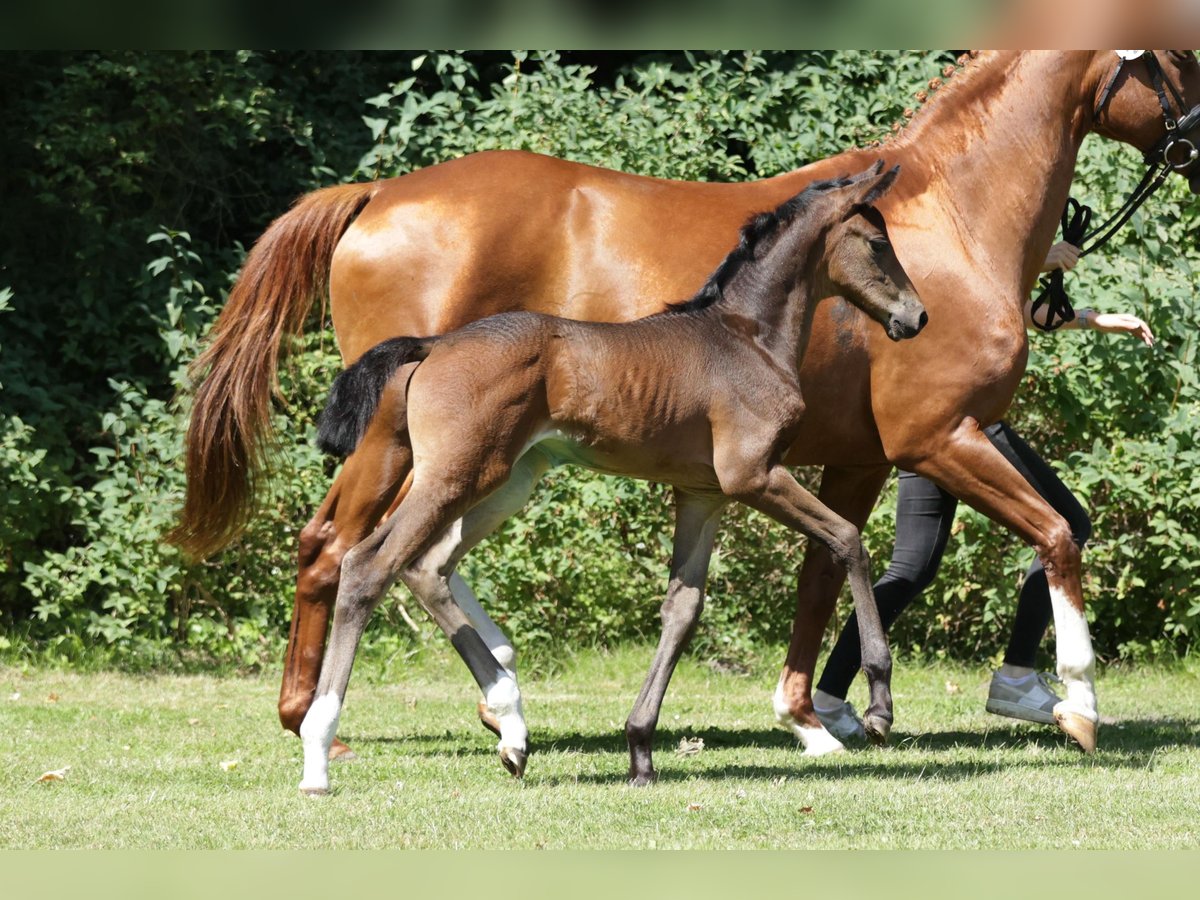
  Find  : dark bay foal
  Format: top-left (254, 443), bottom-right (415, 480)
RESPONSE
top-left (298, 163), bottom-right (926, 794)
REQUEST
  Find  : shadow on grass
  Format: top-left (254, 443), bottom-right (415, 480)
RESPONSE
top-left (341, 715), bottom-right (1199, 784)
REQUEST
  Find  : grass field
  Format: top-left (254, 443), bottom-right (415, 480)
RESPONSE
top-left (2, 645), bottom-right (1198, 849)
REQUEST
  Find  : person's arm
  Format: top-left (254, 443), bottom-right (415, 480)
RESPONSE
top-left (1023, 241), bottom-right (1155, 346)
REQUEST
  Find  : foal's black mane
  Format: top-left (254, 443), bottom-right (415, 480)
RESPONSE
top-left (663, 175), bottom-right (853, 315)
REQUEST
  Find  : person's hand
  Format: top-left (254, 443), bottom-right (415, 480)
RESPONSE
top-left (1042, 241), bottom-right (1081, 272)
top-left (1090, 312), bottom-right (1155, 346)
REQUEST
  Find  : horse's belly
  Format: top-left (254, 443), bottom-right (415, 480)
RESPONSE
top-left (533, 436), bottom-right (719, 492)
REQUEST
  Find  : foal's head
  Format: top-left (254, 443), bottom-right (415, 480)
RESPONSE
top-left (811, 162), bottom-right (927, 342)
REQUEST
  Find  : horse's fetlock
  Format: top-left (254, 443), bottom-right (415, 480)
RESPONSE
top-left (625, 716), bottom-right (656, 747)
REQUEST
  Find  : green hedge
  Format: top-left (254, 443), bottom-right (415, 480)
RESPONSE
top-left (2, 51), bottom-right (1197, 669)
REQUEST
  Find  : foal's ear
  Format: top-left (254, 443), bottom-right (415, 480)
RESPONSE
top-left (836, 161), bottom-right (900, 213)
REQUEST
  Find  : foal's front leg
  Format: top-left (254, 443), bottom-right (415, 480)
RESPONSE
top-left (719, 459), bottom-right (893, 754)
top-left (625, 489), bottom-right (725, 786)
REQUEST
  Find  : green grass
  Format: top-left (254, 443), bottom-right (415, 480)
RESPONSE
top-left (2, 645), bottom-right (1198, 849)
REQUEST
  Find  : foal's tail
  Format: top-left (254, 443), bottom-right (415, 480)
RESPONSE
top-left (316, 336), bottom-right (436, 458)
top-left (168, 182), bottom-right (380, 559)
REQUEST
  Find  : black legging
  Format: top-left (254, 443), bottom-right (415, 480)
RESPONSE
top-left (815, 421), bottom-right (1092, 701)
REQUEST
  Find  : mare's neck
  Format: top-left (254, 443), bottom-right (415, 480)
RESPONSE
top-left (888, 51), bottom-right (1097, 295)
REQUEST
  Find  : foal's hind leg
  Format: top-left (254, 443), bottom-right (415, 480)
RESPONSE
top-left (625, 489), bottom-right (725, 786)
top-left (298, 474), bottom-right (490, 795)
top-left (400, 516), bottom-right (531, 779)
top-left (444, 449), bottom-right (553, 737)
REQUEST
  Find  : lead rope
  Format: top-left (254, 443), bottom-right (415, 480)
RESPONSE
top-left (1031, 51), bottom-right (1186, 332)
top-left (1029, 163), bottom-right (1172, 332)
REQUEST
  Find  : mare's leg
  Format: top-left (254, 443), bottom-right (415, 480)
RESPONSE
top-left (985, 422), bottom-right (1091, 671)
top-left (280, 434), bottom-right (410, 758)
top-left (625, 489), bottom-right (726, 786)
top-left (772, 464), bottom-right (892, 752)
top-left (909, 419), bottom-right (1098, 751)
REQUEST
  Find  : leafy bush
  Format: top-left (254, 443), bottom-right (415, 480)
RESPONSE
top-left (2, 51), bottom-right (1198, 671)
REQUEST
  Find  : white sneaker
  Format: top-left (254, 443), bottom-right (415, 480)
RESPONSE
top-left (985, 671), bottom-right (1061, 725)
top-left (813, 699), bottom-right (866, 741)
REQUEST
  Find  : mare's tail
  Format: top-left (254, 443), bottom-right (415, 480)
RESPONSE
top-left (317, 336), bottom-right (436, 458)
top-left (168, 182), bottom-right (380, 559)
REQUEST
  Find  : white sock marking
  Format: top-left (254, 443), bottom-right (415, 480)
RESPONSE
top-left (484, 675), bottom-right (527, 752)
top-left (1048, 586), bottom-right (1098, 722)
top-left (298, 692), bottom-right (341, 793)
top-left (773, 679), bottom-right (846, 756)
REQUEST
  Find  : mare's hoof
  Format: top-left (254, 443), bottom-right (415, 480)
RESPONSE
top-left (498, 746), bottom-right (528, 779)
top-left (1055, 710), bottom-right (1098, 754)
top-left (299, 785), bottom-right (330, 797)
top-left (328, 739), bottom-right (357, 762)
top-left (863, 714), bottom-right (892, 746)
top-left (627, 770), bottom-right (658, 787)
top-left (477, 701), bottom-right (502, 738)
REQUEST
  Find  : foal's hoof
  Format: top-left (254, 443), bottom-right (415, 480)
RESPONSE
top-left (1055, 710), bottom-right (1098, 754)
top-left (299, 785), bottom-right (330, 798)
top-left (328, 738), bottom-right (357, 762)
top-left (498, 746), bottom-right (528, 779)
top-left (863, 714), bottom-right (892, 746)
top-left (627, 770), bottom-right (658, 788)
top-left (477, 701), bottom-right (502, 738)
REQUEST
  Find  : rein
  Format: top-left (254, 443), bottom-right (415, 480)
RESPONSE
top-left (1031, 51), bottom-right (1199, 332)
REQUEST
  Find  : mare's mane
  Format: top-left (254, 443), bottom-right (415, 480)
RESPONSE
top-left (880, 51), bottom-right (993, 149)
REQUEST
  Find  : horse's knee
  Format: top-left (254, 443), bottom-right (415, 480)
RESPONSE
top-left (338, 544), bottom-right (391, 612)
top-left (660, 584), bottom-right (704, 627)
top-left (824, 522), bottom-right (867, 571)
top-left (1038, 517), bottom-right (1079, 579)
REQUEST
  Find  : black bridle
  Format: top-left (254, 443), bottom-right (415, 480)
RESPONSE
top-left (1031, 50), bottom-right (1200, 332)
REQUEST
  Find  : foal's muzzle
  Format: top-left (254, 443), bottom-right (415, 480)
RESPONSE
top-left (885, 297), bottom-right (928, 342)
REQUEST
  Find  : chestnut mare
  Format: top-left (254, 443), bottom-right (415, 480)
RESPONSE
top-left (296, 166), bottom-right (926, 793)
top-left (173, 51), bottom-right (1200, 761)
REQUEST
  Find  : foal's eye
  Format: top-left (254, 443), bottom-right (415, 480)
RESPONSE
top-left (868, 237), bottom-right (890, 254)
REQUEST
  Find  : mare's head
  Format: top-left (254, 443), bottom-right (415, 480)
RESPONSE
top-left (1090, 50), bottom-right (1200, 192)
top-left (811, 162), bottom-right (927, 342)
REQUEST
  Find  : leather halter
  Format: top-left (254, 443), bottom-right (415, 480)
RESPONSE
top-left (1094, 50), bottom-right (1200, 171)
top-left (1031, 51), bottom-right (1200, 332)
